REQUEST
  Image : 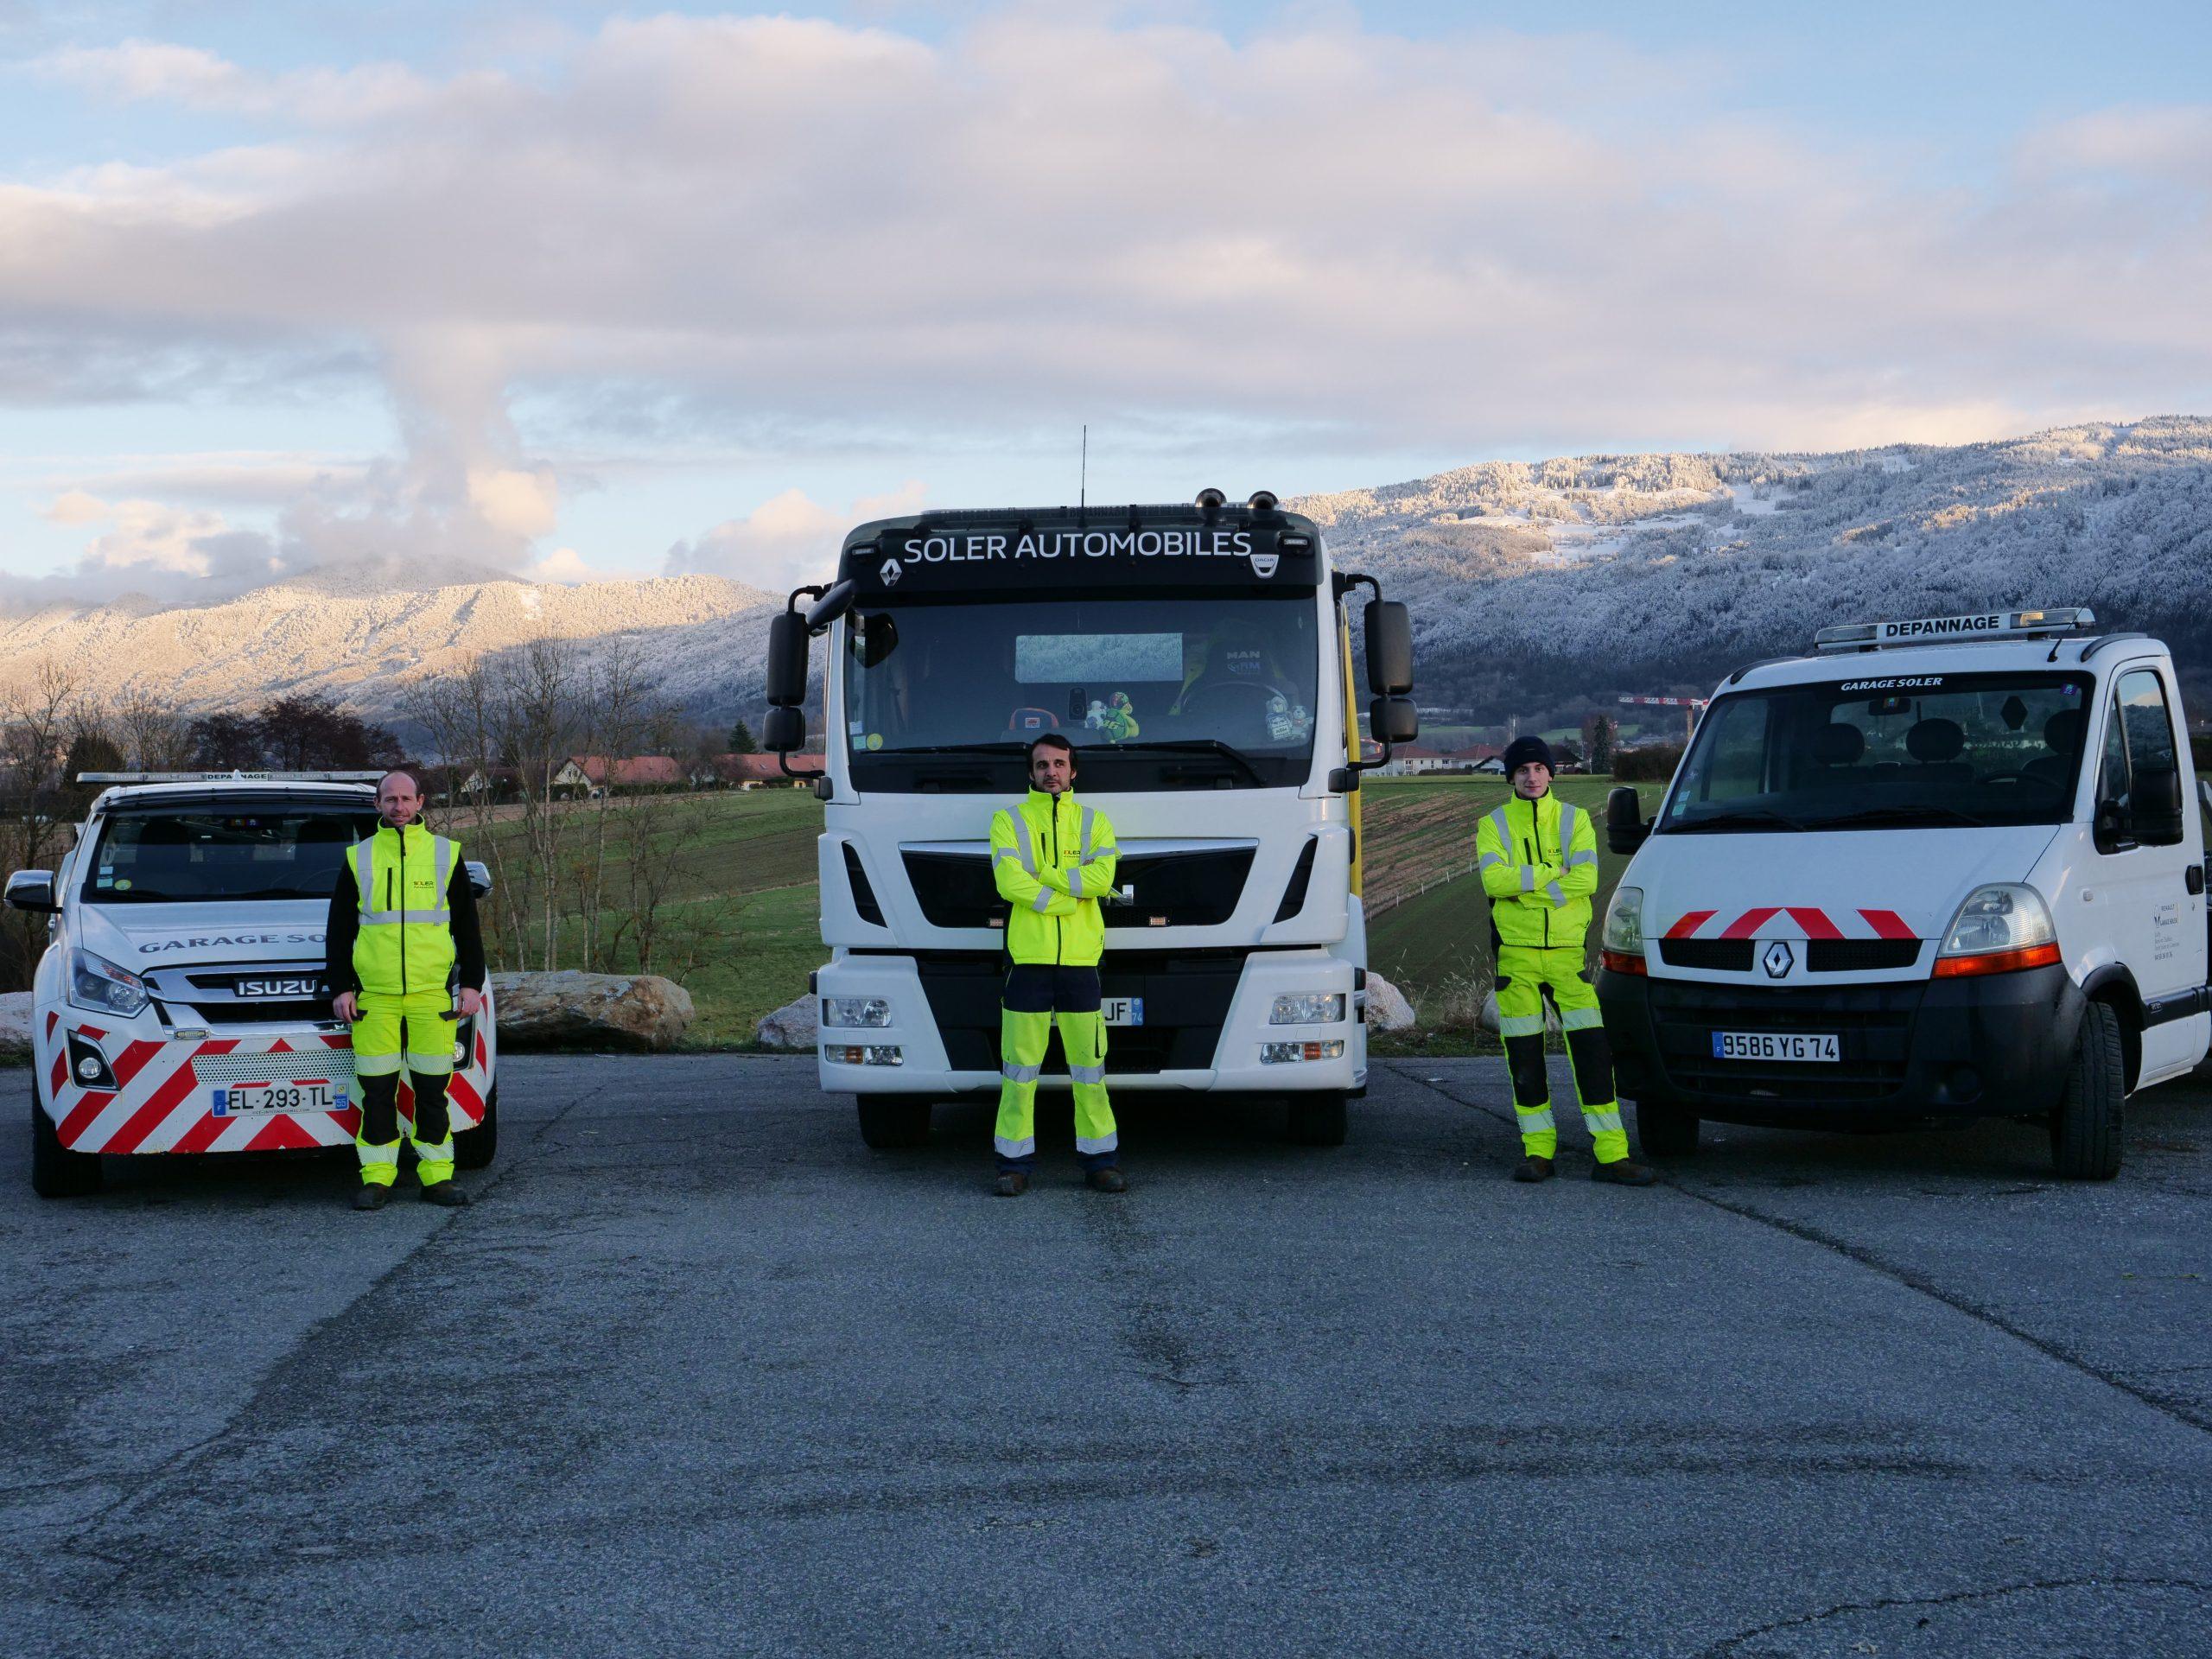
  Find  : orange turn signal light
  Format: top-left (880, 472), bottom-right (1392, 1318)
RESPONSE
top-left (1931, 942), bottom-right (2061, 978)
top-left (1599, 950), bottom-right (1647, 976)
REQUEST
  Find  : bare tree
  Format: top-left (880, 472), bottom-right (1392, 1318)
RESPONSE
top-left (112, 691), bottom-right (197, 771)
top-left (0, 662), bottom-right (81, 988)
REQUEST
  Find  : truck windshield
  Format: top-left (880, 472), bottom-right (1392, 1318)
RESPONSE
top-left (1661, 671), bottom-right (2093, 833)
top-left (843, 594), bottom-right (1321, 791)
top-left (84, 809), bottom-right (380, 904)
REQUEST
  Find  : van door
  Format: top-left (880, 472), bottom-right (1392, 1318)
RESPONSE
top-left (2090, 664), bottom-right (2209, 1083)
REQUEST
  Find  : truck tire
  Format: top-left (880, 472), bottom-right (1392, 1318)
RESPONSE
top-left (857, 1095), bottom-right (932, 1149)
top-left (1636, 1095), bottom-right (1700, 1158)
top-left (30, 1086), bottom-right (102, 1198)
top-left (1286, 1092), bottom-right (1349, 1147)
top-left (456, 1084), bottom-right (498, 1171)
top-left (2051, 1000), bottom-right (2124, 1180)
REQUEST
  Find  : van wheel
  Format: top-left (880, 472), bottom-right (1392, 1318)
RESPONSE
top-left (1636, 1096), bottom-right (1700, 1158)
top-left (456, 1084), bottom-right (498, 1171)
top-left (31, 1087), bottom-right (102, 1198)
top-left (857, 1095), bottom-right (933, 1149)
top-left (1286, 1092), bottom-right (1349, 1147)
top-left (2051, 1001), bottom-right (2124, 1180)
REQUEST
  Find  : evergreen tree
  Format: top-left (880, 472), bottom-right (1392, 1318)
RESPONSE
top-left (728, 719), bottom-right (759, 754)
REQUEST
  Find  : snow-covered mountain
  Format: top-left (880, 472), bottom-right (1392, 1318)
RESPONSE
top-left (0, 569), bottom-right (784, 721)
top-left (3, 416), bottom-right (2206, 729)
top-left (1295, 416), bottom-right (2212, 710)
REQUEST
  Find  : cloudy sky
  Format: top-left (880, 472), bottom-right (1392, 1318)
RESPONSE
top-left (1, 1), bottom-right (2208, 606)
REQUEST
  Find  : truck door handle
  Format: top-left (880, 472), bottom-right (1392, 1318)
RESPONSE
top-left (2190, 864), bottom-right (2206, 897)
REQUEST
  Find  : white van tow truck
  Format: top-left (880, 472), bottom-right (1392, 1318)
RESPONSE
top-left (1596, 608), bottom-right (2209, 1178)
top-left (13, 773), bottom-right (499, 1197)
top-left (760, 490), bottom-right (1421, 1149)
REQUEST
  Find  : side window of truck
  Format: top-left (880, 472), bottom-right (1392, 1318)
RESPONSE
top-left (2097, 668), bottom-right (2184, 849)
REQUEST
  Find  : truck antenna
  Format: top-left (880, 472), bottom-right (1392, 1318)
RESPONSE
top-left (1079, 423), bottom-right (1088, 520)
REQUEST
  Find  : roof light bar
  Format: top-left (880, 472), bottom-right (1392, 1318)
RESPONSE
top-left (75, 771), bottom-right (387, 784)
top-left (1814, 607), bottom-right (2096, 652)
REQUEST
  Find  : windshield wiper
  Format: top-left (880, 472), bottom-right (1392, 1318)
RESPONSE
top-left (1096, 740), bottom-right (1268, 786)
top-left (868, 742), bottom-right (1031, 758)
top-left (1663, 809), bottom-right (1806, 834)
top-left (1801, 804), bottom-right (1990, 830)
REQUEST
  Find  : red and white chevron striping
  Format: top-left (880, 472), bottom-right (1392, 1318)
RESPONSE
top-left (1662, 906), bottom-right (1916, 942)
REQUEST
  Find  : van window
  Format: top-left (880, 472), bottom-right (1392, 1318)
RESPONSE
top-left (85, 810), bottom-right (380, 905)
top-left (2098, 669), bottom-right (2184, 847)
top-left (1661, 671), bottom-right (2092, 833)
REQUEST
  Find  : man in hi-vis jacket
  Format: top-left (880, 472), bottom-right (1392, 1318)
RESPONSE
top-left (988, 734), bottom-right (1124, 1197)
top-left (1477, 736), bottom-right (1654, 1186)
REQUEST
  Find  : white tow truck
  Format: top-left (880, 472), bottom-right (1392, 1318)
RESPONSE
top-left (760, 490), bottom-right (1421, 1149)
top-left (1597, 608), bottom-right (2209, 1178)
top-left (13, 773), bottom-right (499, 1197)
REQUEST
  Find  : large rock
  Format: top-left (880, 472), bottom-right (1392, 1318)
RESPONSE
top-left (1479, 988), bottom-right (1560, 1036)
top-left (1363, 973), bottom-right (1417, 1032)
top-left (488, 970), bottom-right (694, 1052)
top-left (755, 995), bottom-right (817, 1050)
top-left (0, 991), bottom-right (32, 1057)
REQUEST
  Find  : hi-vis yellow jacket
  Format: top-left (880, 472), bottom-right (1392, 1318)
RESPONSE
top-left (991, 790), bottom-right (1121, 967)
top-left (1476, 790), bottom-right (1600, 950)
top-left (348, 821), bottom-right (460, 995)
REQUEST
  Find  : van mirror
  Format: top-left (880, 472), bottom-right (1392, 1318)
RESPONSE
top-left (4, 870), bottom-right (55, 913)
top-left (2133, 763), bottom-right (2185, 846)
top-left (1606, 786), bottom-right (1650, 855)
top-left (764, 706), bottom-right (806, 754)
top-left (766, 613), bottom-right (810, 708)
top-left (1370, 696), bottom-right (1418, 745)
top-left (1364, 601), bottom-right (1414, 696)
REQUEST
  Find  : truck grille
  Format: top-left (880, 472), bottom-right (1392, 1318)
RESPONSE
top-left (1648, 979), bottom-right (1920, 1104)
top-left (905, 949), bottom-right (1243, 1075)
top-left (1654, 938), bottom-right (1922, 973)
top-left (193, 1050), bottom-right (356, 1084)
top-left (1654, 939), bottom-right (1753, 970)
top-left (902, 847), bottom-right (1255, 930)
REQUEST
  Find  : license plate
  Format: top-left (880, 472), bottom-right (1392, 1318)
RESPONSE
top-left (1711, 1032), bottom-right (1839, 1063)
top-left (1102, 996), bottom-right (1145, 1027)
top-left (213, 1083), bottom-right (347, 1116)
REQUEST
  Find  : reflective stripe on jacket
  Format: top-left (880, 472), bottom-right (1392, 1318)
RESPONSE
top-left (349, 823), bottom-right (460, 995)
top-left (1475, 791), bottom-right (1599, 950)
top-left (990, 790), bottom-right (1121, 967)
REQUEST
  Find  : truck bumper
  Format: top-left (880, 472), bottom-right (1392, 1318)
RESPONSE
top-left (34, 1006), bottom-right (497, 1154)
top-left (816, 950), bottom-right (1366, 1096)
top-left (1595, 963), bottom-right (2082, 1124)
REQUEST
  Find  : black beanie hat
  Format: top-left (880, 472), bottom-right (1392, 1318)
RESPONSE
top-left (1501, 735), bottom-right (1555, 778)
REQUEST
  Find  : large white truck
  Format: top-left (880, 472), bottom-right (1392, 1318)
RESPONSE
top-left (1596, 608), bottom-right (2210, 1178)
top-left (762, 490), bottom-right (1419, 1148)
top-left (13, 774), bottom-right (499, 1197)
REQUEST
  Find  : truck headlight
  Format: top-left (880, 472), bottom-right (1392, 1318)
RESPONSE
top-left (822, 997), bottom-right (893, 1028)
top-left (1270, 993), bottom-right (1345, 1025)
top-left (1602, 887), bottom-right (1644, 953)
top-left (69, 948), bottom-right (150, 1019)
top-left (1935, 884), bottom-right (2059, 977)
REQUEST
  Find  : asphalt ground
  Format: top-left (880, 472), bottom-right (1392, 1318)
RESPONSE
top-left (3, 1055), bottom-right (2209, 1658)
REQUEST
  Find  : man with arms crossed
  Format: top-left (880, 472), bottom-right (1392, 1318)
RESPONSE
top-left (1477, 736), bottom-right (1654, 1186)
top-left (327, 768), bottom-right (487, 1210)
top-left (990, 734), bottom-right (1125, 1196)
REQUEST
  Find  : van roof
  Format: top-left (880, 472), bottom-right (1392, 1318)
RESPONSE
top-left (1723, 632), bottom-right (2169, 694)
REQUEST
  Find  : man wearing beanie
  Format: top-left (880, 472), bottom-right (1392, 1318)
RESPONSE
top-left (1476, 735), bottom-right (1654, 1185)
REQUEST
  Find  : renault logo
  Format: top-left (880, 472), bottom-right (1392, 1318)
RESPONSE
top-left (1762, 940), bottom-right (1794, 979)
top-left (879, 557), bottom-right (903, 587)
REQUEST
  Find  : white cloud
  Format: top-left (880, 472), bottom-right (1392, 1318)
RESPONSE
top-left (2, 9), bottom-right (2209, 604)
top-left (667, 481), bottom-right (929, 595)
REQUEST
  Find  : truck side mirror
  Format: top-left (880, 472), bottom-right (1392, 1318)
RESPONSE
top-left (2093, 798), bottom-right (2132, 855)
top-left (1606, 785), bottom-right (1650, 855)
top-left (1364, 601), bottom-right (1414, 696)
top-left (764, 706), bottom-right (806, 753)
top-left (4, 870), bottom-right (55, 912)
top-left (2132, 763), bottom-right (2185, 846)
top-left (766, 613), bottom-right (810, 709)
top-left (806, 578), bottom-right (858, 631)
top-left (1370, 696), bottom-right (1418, 745)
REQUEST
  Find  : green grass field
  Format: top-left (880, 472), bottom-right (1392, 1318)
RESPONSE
top-left (446, 774), bottom-right (1669, 1046)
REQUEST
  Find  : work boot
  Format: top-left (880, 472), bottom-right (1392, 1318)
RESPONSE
top-left (1511, 1155), bottom-right (1554, 1183)
top-left (1085, 1166), bottom-right (1128, 1194)
top-left (994, 1171), bottom-right (1030, 1198)
top-left (353, 1185), bottom-right (390, 1211)
top-left (420, 1182), bottom-right (469, 1207)
top-left (1591, 1158), bottom-right (1656, 1186)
